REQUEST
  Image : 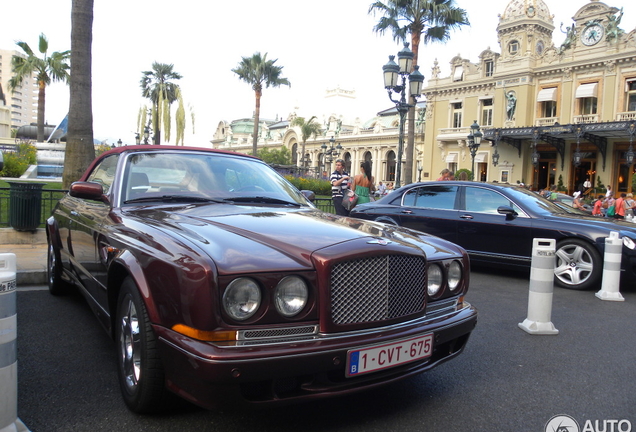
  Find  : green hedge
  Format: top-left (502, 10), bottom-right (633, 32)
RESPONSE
top-left (0, 143), bottom-right (37, 177)
top-left (285, 175), bottom-right (332, 195)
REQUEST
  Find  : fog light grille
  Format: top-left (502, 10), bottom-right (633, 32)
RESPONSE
top-left (331, 255), bottom-right (426, 325)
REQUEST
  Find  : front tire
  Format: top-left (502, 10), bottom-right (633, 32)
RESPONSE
top-left (47, 242), bottom-right (70, 295)
top-left (554, 239), bottom-right (602, 290)
top-left (116, 277), bottom-right (167, 413)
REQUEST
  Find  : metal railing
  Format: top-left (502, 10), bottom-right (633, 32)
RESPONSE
top-left (0, 189), bottom-right (337, 227)
top-left (0, 188), bottom-right (68, 227)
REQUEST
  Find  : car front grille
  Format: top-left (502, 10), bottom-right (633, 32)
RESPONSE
top-left (330, 255), bottom-right (426, 325)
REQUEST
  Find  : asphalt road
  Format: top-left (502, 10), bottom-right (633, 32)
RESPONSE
top-left (16, 268), bottom-right (636, 432)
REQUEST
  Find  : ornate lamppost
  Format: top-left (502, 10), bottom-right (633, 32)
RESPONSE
top-left (626, 121), bottom-right (635, 166)
top-left (467, 121), bottom-right (483, 181)
top-left (321, 135), bottom-right (342, 176)
top-left (491, 128), bottom-right (501, 167)
top-left (382, 43), bottom-right (424, 188)
top-left (417, 160), bottom-right (423, 182)
top-left (573, 126), bottom-right (583, 167)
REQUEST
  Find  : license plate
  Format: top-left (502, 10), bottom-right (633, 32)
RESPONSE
top-left (346, 333), bottom-right (433, 377)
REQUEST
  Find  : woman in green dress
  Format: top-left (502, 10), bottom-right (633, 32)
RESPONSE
top-left (351, 160), bottom-right (375, 204)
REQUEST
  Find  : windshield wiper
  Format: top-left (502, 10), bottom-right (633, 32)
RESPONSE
top-left (124, 195), bottom-right (230, 204)
top-left (228, 196), bottom-right (302, 206)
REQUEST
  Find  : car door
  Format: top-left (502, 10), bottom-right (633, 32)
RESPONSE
top-left (395, 184), bottom-right (459, 245)
top-left (457, 185), bottom-right (533, 264)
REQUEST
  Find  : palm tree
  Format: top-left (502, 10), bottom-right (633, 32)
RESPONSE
top-left (63, 0), bottom-right (96, 188)
top-left (8, 33), bottom-right (70, 143)
top-left (291, 116), bottom-right (322, 168)
top-left (232, 52), bottom-right (291, 157)
top-left (140, 62), bottom-right (182, 145)
top-left (369, 0), bottom-right (468, 184)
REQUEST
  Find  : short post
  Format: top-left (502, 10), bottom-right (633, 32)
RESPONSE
top-left (519, 239), bottom-right (559, 335)
top-left (595, 231), bottom-right (625, 302)
top-left (0, 253), bottom-right (29, 432)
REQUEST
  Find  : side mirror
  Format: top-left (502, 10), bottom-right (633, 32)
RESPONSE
top-left (69, 181), bottom-right (107, 202)
top-left (301, 190), bottom-right (315, 202)
top-left (497, 205), bottom-right (518, 220)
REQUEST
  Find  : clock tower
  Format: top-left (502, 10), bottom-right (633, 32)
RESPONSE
top-left (567, 1), bottom-right (623, 51)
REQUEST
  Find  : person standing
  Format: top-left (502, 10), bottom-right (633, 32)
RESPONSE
top-left (351, 160), bottom-right (375, 205)
top-left (606, 185), bottom-right (613, 198)
top-left (626, 193), bottom-right (635, 218)
top-left (592, 194), bottom-right (604, 216)
top-left (614, 193), bottom-right (627, 219)
top-left (330, 159), bottom-right (351, 216)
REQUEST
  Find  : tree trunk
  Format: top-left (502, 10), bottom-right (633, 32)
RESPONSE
top-left (252, 90), bottom-right (261, 156)
top-left (37, 82), bottom-right (45, 142)
top-left (63, 0), bottom-right (95, 189)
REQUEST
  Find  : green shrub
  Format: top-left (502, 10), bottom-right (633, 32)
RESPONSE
top-left (285, 175), bottom-right (332, 195)
top-left (0, 143), bottom-right (37, 177)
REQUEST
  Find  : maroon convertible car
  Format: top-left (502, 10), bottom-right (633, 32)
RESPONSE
top-left (46, 146), bottom-right (477, 413)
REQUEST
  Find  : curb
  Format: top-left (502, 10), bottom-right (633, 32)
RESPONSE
top-left (18, 270), bottom-right (47, 286)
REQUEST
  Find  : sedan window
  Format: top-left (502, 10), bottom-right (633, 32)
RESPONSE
top-left (86, 155), bottom-right (119, 195)
top-left (403, 185), bottom-right (458, 209)
top-left (465, 187), bottom-right (516, 214)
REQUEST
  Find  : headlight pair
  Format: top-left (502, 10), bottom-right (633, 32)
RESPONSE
top-left (222, 276), bottom-right (309, 321)
top-left (427, 260), bottom-right (463, 297)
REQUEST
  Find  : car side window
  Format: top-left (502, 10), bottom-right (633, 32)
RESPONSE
top-left (86, 155), bottom-right (119, 195)
top-left (465, 187), bottom-right (516, 214)
top-left (403, 185), bottom-right (458, 210)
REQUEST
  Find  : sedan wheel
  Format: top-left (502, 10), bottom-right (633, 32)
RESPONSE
top-left (47, 242), bottom-right (70, 295)
top-left (554, 239), bottom-right (601, 290)
top-left (116, 277), bottom-right (166, 413)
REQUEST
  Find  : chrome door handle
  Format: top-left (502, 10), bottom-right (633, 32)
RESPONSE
top-left (460, 214), bottom-right (473, 219)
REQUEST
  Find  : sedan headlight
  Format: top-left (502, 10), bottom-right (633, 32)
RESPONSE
top-left (223, 278), bottom-right (261, 321)
top-left (623, 236), bottom-right (636, 250)
top-left (427, 264), bottom-right (443, 297)
top-left (275, 276), bottom-right (309, 317)
top-left (448, 260), bottom-right (463, 292)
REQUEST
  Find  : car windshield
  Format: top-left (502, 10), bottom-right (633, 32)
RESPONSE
top-left (121, 151), bottom-right (312, 207)
top-left (505, 187), bottom-right (573, 216)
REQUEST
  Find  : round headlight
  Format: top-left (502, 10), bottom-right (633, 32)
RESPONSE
top-left (223, 278), bottom-right (261, 321)
top-left (448, 260), bottom-right (463, 292)
top-left (427, 264), bottom-right (443, 297)
top-left (275, 276), bottom-right (309, 317)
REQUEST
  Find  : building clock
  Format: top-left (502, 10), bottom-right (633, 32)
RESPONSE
top-left (581, 23), bottom-right (604, 46)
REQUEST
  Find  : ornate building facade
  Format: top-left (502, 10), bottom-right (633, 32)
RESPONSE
top-left (422, 0), bottom-right (636, 194)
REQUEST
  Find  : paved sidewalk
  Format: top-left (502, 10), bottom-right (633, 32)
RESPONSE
top-left (0, 228), bottom-right (47, 285)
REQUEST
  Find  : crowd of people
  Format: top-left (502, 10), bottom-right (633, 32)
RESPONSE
top-left (330, 160), bottom-right (394, 216)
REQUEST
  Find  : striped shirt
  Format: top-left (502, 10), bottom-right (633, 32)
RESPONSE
top-left (330, 170), bottom-right (350, 198)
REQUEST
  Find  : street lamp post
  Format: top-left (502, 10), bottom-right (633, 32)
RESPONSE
top-left (383, 43), bottom-right (424, 188)
top-left (321, 136), bottom-right (342, 176)
top-left (626, 121), bottom-right (635, 166)
top-left (467, 121), bottom-right (483, 181)
top-left (573, 126), bottom-right (583, 167)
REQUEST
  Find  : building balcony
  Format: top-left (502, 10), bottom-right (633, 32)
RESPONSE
top-left (573, 114), bottom-right (599, 124)
top-left (535, 117), bottom-right (559, 127)
top-left (616, 112), bottom-right (636, 121)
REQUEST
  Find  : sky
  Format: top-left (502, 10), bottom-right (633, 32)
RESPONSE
top-left (3, 0), bottom-right (635, 145)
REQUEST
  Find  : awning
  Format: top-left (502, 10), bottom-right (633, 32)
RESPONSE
top-left (446, 153), bottom-right (458, 163)
top-left (537, 87), bottom-right (557, 102)
top-left (575, 83), bottom-right (598, 98)
top-left (453, 67), bottom-right (463, 81)
top-left (474, 153), bottom-right (488, 163)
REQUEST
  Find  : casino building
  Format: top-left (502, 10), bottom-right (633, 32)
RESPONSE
top-left (421, 0), bottom-right (636, 194)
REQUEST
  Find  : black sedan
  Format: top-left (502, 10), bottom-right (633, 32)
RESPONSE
top-left (351, 181), bottom-right (636, 290)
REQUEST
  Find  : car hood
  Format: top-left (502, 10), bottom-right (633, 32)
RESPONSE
top-left (122, 205), bottom-right (463, 274)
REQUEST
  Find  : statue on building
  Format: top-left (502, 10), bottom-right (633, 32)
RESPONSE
top-left (558, 22), bottom-right (576, 54)
top-left (606, 8), bottom-right (624, 42)
top-left (506, 91), bottom-right (517, 121)
top-left (416, 107), bottom-right (426, 132)
top-left (260, 122), bottom-right (270, 140)
top-left (431, 59), bottom-right (440, 79)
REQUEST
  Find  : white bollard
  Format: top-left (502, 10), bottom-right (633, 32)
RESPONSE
top-left (0, 253), bottom-right (29, 432)
top-left (519, 239), bottom-right (559, 335)
top-left (596, 231), bottom-right (625, 302)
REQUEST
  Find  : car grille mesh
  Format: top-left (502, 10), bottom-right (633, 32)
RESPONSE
top-left (331, 255), bottom-right (426, 325)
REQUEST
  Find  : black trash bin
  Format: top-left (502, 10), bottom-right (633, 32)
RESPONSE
top-left (8, 182), bottom-right (46, 232)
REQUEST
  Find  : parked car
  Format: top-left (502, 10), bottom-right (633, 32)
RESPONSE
top-left (351, 181), bottom-right (636, 291)
top-left (46, 146), bottom-right (477, 413)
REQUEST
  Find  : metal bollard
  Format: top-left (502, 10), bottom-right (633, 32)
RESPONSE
top-left (595, 231), bottom-right (625, 302)
top-left (0, 253), bottom-right (29, 432)
top-left (519, 239), bottom-right (559, 335)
